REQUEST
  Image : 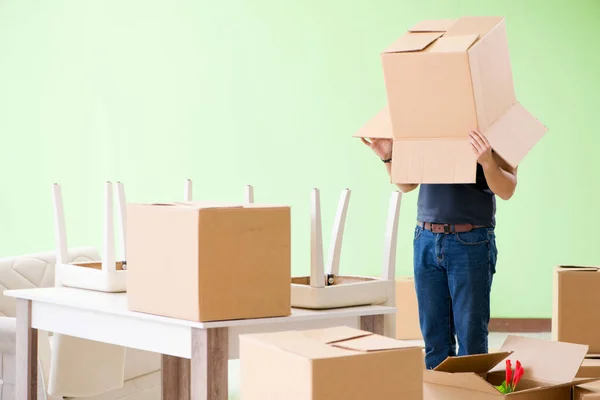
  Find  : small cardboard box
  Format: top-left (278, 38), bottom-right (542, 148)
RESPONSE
top-left (240, 326), bottom-right (424, 400)
top-left (553, 266), bottom-right (600, 354)
top-left (126, 201), bottom-right (291, 322)
top-left (354, 16), bottom-right (547, 184)
top-left (396, 277), bottom-right (422, 340)
top-left (574, 381), bottom-right (600, 399)
top-left (423, 335), bottom-right (593, 399)
top-left (578, 359), bottom-right (600, 378)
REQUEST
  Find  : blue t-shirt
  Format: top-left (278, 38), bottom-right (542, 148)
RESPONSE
top-left (416, 164), bottom-right (496, 227)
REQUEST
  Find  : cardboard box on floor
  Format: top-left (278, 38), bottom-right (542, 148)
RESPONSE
top-left (396, 277), bottom-right (423, 340)
top-left (553, 266), bottom-right (600, 354)
top-left (579, 359), bottom-right (600, 379)
top-left (126, 201), bottom-right (291, 322)
top-left (240, 326), bottom-right (424, 400)
top-left (353, 16), bottom-right (547, 184)
top-left (423, 335), bottom-right (595, 399)
top-left (574, 381), bottom-right (600, 399)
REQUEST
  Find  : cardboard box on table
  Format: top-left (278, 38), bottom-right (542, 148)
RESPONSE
top-left (354, 16), bottom-right (547, 184)
top-left (553, 266), bottom-right (600, 354)
top-left (396, 277), bottom-right (423, 340)
top-left (126, 201), bottom-right (291, 322)
top-left (240, 326), bottom-right (424, 400)
top-left (423, 335), bottom-right (595, 399)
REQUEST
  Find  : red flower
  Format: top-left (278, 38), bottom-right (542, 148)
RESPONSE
top-left (512, 360), bottom-right (524, 389)
top-left (505, 360), bottom-right (513, 389)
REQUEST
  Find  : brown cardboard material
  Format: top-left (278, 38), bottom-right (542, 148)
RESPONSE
top-left (423, 335), bottom-right (594, 399)
top-left (240, 326), bottom-right (424, 400)
top-left (574, 381), bottom-right (600, 400)
top-left (354, 16), bottom-right (547, 184)
top-left (552, 266), bottom-right (600, 354)
top-left (126, 201), bottom-right (291, 322)
top-left (395, 277), bottom-right (422, 340)
top-left (578, 359), bottom-right (600, 378)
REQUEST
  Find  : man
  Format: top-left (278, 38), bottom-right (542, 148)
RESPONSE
top-left (362, 130), bottom-right (517, 369)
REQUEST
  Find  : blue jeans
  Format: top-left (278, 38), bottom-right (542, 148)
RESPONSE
top-left (413, 225), bottom-right (498, 369)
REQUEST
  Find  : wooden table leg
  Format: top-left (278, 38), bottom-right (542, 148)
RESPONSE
top-left (360, 314), bottom-right (384, 335)
top-left (191, 327), bottom-right (228, 400)
top-left (162, 355), bottom-right (190, 400)
top-left (16, 299), bottom-right (38, 400)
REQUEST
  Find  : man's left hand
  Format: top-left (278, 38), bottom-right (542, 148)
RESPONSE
top-left (469, 129), bottom-right (494, 169)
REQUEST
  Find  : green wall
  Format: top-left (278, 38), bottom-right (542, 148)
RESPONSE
top-left (0, 0), bottom-right (598, 318)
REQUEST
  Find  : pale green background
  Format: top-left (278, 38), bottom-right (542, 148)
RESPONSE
top-left (0, 0), bottom-right (598, 319)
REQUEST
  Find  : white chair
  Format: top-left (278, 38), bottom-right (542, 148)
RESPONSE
top-left (0, 249), bottom-right (161, 400)
top-left (290, 189), bottom-right (402, 338)
top-left (52, 182), bottom-right (127, 293)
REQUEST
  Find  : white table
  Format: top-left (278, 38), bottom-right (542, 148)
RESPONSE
top-left (6, 287), bottom-right (396, 400)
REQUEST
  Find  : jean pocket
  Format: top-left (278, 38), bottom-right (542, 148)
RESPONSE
top-left (455, 230), bottom-right (489, 246)
top-left (414, 225), bottom-right (423, 241)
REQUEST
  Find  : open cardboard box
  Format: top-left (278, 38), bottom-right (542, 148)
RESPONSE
top-left (240, 326), bottom-right (424, 400)
top-left (553, 266), bottom-right (600, 354)
top-left (354, 16), bottom-right (547, 184)
top-left (424, 335), bottom-right (595, 399)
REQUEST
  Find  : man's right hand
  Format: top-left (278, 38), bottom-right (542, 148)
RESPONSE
top-left (361, 138), bottom-right (392, 160)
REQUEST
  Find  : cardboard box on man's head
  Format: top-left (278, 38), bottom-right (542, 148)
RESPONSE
top-left (423, 335), bottom-right (595, 399)
top-left (354, 16), bottom-right (547, 184)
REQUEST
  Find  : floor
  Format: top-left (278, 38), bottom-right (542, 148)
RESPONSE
top-left (226, 331), bottom-right (551, 399)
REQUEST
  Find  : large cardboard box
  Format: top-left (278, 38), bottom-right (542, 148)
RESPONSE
top-left (396, 277), bottom-right (422, 340)
top-left (354, 16), bottom-right (547, 184)
top-left (574, 381), bottom-right (600, 400)
top-left (126, 201), bottom-right (291, 322)
top-left (579, 359), bottom-right (600, 378)
top-left (553, 266), bottom-right (600, 354)
top-left (423, 335), bottom-right (594, 399)
top-left (240, 326), bottom-right (423, 400)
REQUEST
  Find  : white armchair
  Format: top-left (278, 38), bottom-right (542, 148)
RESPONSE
top-left (0, 249), bottom-right (160, 400)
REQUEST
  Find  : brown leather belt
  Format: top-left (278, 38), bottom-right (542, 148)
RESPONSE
top-left (418, 221), bottom-right (485, 234)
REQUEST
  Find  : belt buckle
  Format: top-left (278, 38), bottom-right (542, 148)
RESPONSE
top-left (443, 225), bottom-right (452, 234)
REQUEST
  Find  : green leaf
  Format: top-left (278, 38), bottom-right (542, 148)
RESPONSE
top-left (495, 381), bottom-right (509, 394)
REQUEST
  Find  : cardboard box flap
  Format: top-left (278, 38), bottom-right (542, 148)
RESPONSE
top-left (391, 139), bottom-right (477, 184)
top-left (301, 326), bottom-right (371, 344)
top-left (445, 16), bottom-right (505, 38)
top-left (409, 19), bottom-right (457, 32)
top-left (513, 378), bottom-right (598, 395)
top-left (423, 370), bottom-right (501, 395)
top-left (428, 34), bottom-right (480, 53)
top-left (434, 352), bottom-right (512, 373)
top-left (484, 101), bottom-right (548, 168)
top-left (146, 201), bottom-right (244, 209)
top-left (557, 265), bottom-right (600, 272)
top-left (245, 331), bottom-right (355, 360)
top-left (352, 107), bottom-right (393, 139)
top-left (495, 335), bottom-right (588, 383)
top-left (332, 333), bottom-right (422, 352)
top-left (383, 32), bottom-right (443, 53)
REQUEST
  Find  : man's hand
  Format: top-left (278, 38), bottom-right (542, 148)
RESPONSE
top-left (360, 137), bottom-right (418, 193)
top-left (361, 137), bottom-right (393, 160)
top-left (469, 129), bottom-right (495, 168)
